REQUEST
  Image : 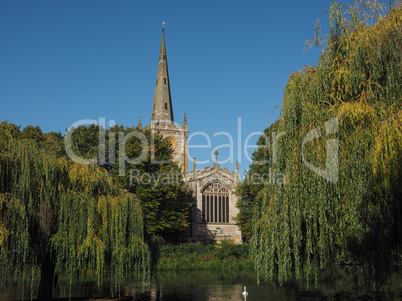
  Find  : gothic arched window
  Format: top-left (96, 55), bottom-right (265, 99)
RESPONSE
top-left (202, 183), bottom-right (230, 223)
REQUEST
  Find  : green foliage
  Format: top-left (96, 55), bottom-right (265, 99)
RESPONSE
top-left (0, 126), bottom-right (149, 299)
top-left (112, 128), bottom-right (191, 240)
top-left (68, 124), bottom-right (101, 161)
top-left (214, 240), bottom-right (250, 260)
top-left (235, 122), bottom-right (278, 242)
top-left (157, 243), bottom-right (252, 271)
top-left (21, 125), bottom-right (44, 142)
top-left (0, 122), bottom-right (65, 158)
top-left (66, 124), bottom-right (192, 241)
top-left (252, 1), bottom-right (402, 287)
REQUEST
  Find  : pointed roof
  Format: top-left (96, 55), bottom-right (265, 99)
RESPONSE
top-left (137, 116), bottom-right (142, 130)
top-left (182, 112), bottom-right (187, 129)
top-left (151, 28), bottom-right (174, 124)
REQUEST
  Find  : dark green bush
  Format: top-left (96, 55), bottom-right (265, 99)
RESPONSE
top-left (157, 243), bottom-right (252, 271)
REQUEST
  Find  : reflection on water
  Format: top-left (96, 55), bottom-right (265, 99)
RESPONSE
top-left (126, 270), bottom-right (402, 301)
top-left (2, 269), bottom-right (402, 301)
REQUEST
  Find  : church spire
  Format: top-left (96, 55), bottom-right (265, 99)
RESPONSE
top-left (151, 23), bottom-right (174, 124)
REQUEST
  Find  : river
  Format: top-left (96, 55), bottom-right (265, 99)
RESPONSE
top-left (2, 269), bottom-right (402, 300)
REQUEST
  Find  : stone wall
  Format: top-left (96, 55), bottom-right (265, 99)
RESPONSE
top-left (183, 163), bottom-right (242, 244)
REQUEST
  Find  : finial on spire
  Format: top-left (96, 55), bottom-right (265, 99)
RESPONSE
top-left (137, 116), bottom-right (142, 130)
top-left (162, 21), bottom-right (165, 32)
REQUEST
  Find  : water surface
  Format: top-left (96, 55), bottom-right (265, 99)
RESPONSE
top-left (2, 269), bottom-right (402, 300)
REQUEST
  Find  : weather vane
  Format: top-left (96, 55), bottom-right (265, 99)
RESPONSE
top-left (162, 21), bottom-right (165, 32)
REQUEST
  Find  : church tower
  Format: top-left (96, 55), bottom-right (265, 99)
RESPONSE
top-left (142, 24), bottom-right (241, 244)
top-left (147, 24), bottom-right (188, 173)
top-left (151, 26), bottom-right (174, 123)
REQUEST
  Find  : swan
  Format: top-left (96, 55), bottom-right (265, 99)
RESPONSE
top-left (242, 286), bottom-right (248, 297)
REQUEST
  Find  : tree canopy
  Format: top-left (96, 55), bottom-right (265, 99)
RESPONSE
top-left (0, 122), bottom-right (149, 300)
top-left (251, 0), bottom-right (402, 286)
top-left (65, 124), bottom-right (191, 242)
top-left (235, 122), bottom-right (277, 242)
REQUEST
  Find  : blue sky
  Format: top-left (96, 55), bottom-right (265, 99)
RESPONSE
top-left (0, 0), bottom-right (354, 175)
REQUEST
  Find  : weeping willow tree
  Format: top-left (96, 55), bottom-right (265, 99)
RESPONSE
top-left (252, 0), bottom-right (402, 286)
top-left (0, 123), bottom-right (149, 300)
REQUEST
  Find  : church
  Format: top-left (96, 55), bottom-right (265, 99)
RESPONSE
top-left (142, 26), bottom-right (242, 244)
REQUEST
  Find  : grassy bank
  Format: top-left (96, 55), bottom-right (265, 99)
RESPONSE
top-left (157, 242), bottom-right (253, 271)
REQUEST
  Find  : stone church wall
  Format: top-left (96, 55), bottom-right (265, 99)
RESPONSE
top-left (183, 163), bottom-right (242, 244)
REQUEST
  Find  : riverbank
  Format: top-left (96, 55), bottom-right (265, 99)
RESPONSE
top-left (157, 242), bottom-right (253, 271)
